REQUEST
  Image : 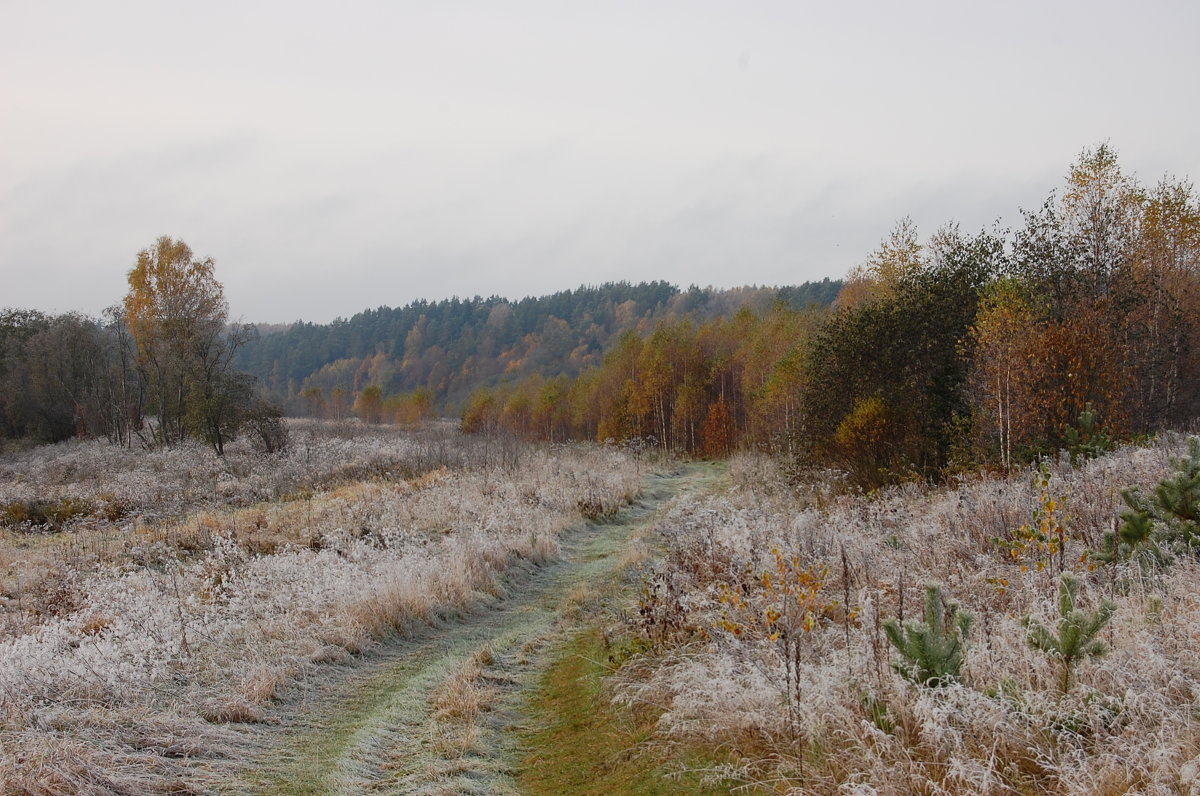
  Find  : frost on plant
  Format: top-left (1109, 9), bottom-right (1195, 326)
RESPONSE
top-left (611, 442), bottom-right (1199, 794)
top-left (0, 423), bottom-right (641, 791)
top-left (1024, 572), bottom-right (1114, 694)
top-left (883, 583), bottom-right (971, 687)
top-left (1095, 435), bottom-right (1200, 564)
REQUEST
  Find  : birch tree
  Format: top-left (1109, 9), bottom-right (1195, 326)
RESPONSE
top-left (123, 237), bottom-right (249, 454)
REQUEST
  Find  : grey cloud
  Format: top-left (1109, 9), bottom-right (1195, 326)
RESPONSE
top-left (2, 2), bottom-right (1198, 322)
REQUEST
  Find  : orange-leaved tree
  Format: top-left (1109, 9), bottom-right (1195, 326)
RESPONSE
top-left (123, 236), bottom-right (251, 454)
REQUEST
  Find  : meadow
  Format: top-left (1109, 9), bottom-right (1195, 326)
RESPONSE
top-left (621, 438), bottom-right (1200, 794)
top-left (4, 422), bottom-right (1200, 795)
top-left (0, 422), bottom-right (641, 793)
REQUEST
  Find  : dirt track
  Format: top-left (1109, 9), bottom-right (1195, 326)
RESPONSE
top-left (219, 463), bottom-right (718, 795)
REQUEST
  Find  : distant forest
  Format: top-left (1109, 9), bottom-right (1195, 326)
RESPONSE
top-left (0, 274), bottom-right (840, 449)
top-left (455, 145), bottom-right (1200, 486)
top-left (233, 280), bottom-right (843, 417)
top-left (4, 144), bottom-right (1198, 488)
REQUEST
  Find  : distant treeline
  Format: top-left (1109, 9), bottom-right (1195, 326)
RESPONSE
top-left (7, 144), bottom-right (1197, 487)
top-left (462, 145), bottom-right (1200, 485)
top-left (1, 238), bottom-right (282, 454)
top-left (234, 279), bottom-right (843, 416)
top-left (0, 309), bottom-right (133, 444)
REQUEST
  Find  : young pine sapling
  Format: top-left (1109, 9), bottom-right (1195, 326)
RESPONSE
top-left (1094, 436), bottom-right (1200, 565)
top-left (1024, 572), bottom-right (1115, 694)
top-left (1064, 402), bottom-right (1113, 464)
top-left (1093, 487), bottom-right (1164, 566)
top-left (1153, 436), bottom-right (1200, 552)
top-left (884, 584), bottom-right (972, 687)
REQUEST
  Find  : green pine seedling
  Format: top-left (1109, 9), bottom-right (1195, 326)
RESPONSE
top-left (1092, 437), bottom-right (1200, 566)
top-left (1092, 488), bottom-right (1165, 566)
top-left (1064, 402), bottom-right (1113, 464)
top-left (1153, 436), bottom-right (1200, 552)
top-left (884, 584), bottom-right (972, 687)
top-left (1025, 573), bottom-right (1115, 694)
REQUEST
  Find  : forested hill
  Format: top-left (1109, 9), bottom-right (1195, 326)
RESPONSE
top-left (235, 279), bottom-right (842, 415)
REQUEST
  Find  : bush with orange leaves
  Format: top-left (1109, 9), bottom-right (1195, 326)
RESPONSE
top-left (714, 549), bottom-right (842, 728)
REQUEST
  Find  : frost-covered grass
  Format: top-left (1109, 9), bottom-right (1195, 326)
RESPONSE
top-left (0, 422), bottom-right (641, 793)
top-left (621, 439), bottom-right (1200, 795)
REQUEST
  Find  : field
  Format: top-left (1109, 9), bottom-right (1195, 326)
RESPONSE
top-left (3, 424), bottom-right (1199, 795)
top-left (620, 440), bottom-right (1200, 794)
top-left (0, 422), bottom-right (643, 793)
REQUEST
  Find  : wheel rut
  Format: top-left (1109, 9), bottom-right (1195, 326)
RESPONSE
top-left (220, 463), bottom-right (718, 795)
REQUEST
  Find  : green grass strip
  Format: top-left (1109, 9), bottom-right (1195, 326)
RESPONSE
top-left (517, 627), bottom-right (733, 796)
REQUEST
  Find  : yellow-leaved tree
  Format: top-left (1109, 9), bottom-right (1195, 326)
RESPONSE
top-left (123, 236), bottom-right (251, 454)
top-left (967, 279), bottom-right (1040, 470)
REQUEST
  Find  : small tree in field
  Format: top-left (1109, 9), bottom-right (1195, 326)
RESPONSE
top-left (1025, 573), bottom-right (1114, 694)
top-left (123, 236), bottom-right (254, 455)
top-left (1064, 402), bottom-right (1113, 463)
top-left (716, 551), bottom-right (838, 727)
top-left (884, 584), bottom-right (972, 687)
top-left (1153, 437), bottom-right (1200, 551)
top-left (1095, 437), bottom-right (1200, 564)
top-left (354, 385), bottom-right (385, 424)
top-left (242, 394), bottom-right (290, 454)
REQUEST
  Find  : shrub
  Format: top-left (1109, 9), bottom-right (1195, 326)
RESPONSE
top-left (0, 497), bottom-right (94, 531)
top-left (242, 397), bottom-right (289, 454)
top-left (1095, 436), bottom-right (1200, 563)
top-left (715, 550), bottom-right (839, 724)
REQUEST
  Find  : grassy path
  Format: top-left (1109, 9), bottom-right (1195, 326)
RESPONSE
top-left (517, 627), bottom-right (733, 796)
top-left (221, 463), bottom-right (721, 795)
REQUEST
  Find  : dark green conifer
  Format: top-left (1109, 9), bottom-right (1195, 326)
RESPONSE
top-left (1093, 488), bottom-right (1163, 565)
top-left (1153, 437), bottom-right (1200, 551)
top-left (1064, 402), bottom-right (1113, 463)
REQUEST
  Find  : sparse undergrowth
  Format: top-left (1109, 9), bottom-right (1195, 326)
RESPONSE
top-left (614, 439), bottom-right (1200, 794)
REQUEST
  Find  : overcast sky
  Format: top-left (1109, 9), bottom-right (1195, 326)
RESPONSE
top-left (2, 1), bottom-right (1198, 323)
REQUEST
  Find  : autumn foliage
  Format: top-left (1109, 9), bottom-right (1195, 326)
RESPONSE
top-left (465, 145), bottom-right (1200, 486)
